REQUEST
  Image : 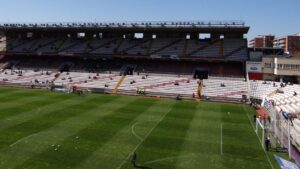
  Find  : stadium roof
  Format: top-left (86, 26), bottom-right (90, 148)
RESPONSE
top-left (0, 21), bottom-right (249, 33)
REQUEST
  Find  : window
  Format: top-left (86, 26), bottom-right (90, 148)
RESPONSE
top-left (186, 34), bottom-right (190, 40)
top-left (99, 33), bottom-right (103, 39)
top-left (152, 34), bottom-right (156, 39)
top-left (134, 33), bottom-right (143, 39)
top-left (290, 64), bottom-right (300, 71)
top-left (277, 64), bottom-right (283, 69)
top-left (26, 32), bottom-right (33, 38)
top-left (284, 64), bottom-right (291, 70)
top-left (199, 33), bottom-right (211, 40)
top-left (264, 63), bottom-right (271, 68)
top-left (77, 32), bottom-right (85, 38)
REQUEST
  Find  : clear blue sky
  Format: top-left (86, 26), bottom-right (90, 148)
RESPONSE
top-left (0, 0), bottom-right (299, 39)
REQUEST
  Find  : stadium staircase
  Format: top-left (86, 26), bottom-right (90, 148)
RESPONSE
top-left (113, 75), bottom-right (126, 95)
top-left (56, 39), bottom-right (67, 52)
top-left (0, 52), bottom-right (9, 69)
top-left (33, 38), bottom-right (62, 51)
top-left (0, 38), bottom-right (6, 52)
top-left (150, 39), bottom-right (182, 55)
top-left (0, 62), bottom-right (9, 72)
top-left (58, 40), bottom-right (84, 52)
top-left (267, 86), bottom-right (284, 97)
top-left (187, 39), bottom-right (220, 56)
top-left (146, 39), bottom-right (153, 55)
top-left (87, 39), bottom-right (118, 53)
top-left (195, 80), bottom-right (203, 102)
top-left (224, 46), bottom-right (246, 58)
top-left (182, 39), bottom-right (188, 56)
top-left (219, 40), bottom-right (224, 58)
top-left (121, 39), bottom-right (150, 54)
top-left (9, 40), bottom-right (30, 50)
top-left (83, 39), bottom-right (93, 53)
top-left (115, 38), bottom-right (124, 53)
top-left (51, 72), bottom-right (61, 83)
top-left (28, 39), bottom-right (40, 51)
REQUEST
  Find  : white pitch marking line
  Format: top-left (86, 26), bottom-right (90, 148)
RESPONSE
top-left (9, 132), bottom-right (39, 147)
top-left (143, 154), bottom-right (196, 165)
top-left (244, 105), bottom-right (274, 169)
top-left (131, 122), bottom-right (144, 141)
top-left (116, 109), bottom-right (171, 169)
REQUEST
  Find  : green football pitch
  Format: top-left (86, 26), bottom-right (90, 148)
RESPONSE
top-left (0, 87), bottom-right (280, 169)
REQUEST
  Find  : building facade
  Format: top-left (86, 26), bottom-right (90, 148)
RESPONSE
top-left (273, 34), bottom-right (300, 55)
top-left (262, 56), bottom-right (300, 82)
top-left (249, 35), bottom-right (274, 48)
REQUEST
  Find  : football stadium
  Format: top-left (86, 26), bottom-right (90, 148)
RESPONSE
top-left (0, 1), bottom-right (300, 169)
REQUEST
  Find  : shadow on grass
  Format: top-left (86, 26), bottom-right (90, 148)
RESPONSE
top-left (134, 164), bottom-right (152, 169)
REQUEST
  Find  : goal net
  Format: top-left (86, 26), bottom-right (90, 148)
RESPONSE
top-left (255, 118), bottom-right (265, 147)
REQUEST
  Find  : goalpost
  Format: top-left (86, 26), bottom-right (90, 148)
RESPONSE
top-left (256, 118), bottom-right (265, 147)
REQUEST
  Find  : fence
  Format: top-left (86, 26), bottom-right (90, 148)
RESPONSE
top-left (264, 104), bottom-right (300, 165)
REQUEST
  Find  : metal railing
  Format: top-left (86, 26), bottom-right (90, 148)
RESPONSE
top-left (0, 21), bottom-right (246, 29)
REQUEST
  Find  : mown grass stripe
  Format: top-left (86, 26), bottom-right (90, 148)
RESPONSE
top-left (78, 99), bottom-right (176, 169)
top-left (0, 89), bottom-right (49, 103)
top-left (174, 103), bottom-right (222, 169)
top-left (0, 96), bottom-right (136, 169)
top-left (0, 92), bottom-right (74, 120)
top-left (0, 87), bottom-right (25, 96)
top-left (0, 90), bottom-right (62, 113)
top-left (0, 95), bottom-right (91, 131)
top-left (117, 101), bottom-right (197, 169)
top-left (0, 94), bottom-right (109, 150)
top-left (18, 98), bottom-right (158, 169)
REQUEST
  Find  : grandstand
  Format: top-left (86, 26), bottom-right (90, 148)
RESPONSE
top-left (1, 21), bottom-right (299, 103)
top-left (0, 21), bottom-right (250, 101)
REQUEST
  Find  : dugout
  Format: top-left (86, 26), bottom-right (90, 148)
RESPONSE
top-left (194, 68), bottom-right (209, 79)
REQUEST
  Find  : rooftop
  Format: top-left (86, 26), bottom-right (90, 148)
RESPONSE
top-left (0, 21), bottom-right (250, 34)
top-left (0, 21), bottom-right (247, 29)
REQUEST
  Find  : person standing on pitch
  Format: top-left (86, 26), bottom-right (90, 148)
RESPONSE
top-left (265, 136), bottom-right (271, 151)
top-left (131, 152), bottom-right (137, 167)
top-left (253, 114), bottom-right (257, 123)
